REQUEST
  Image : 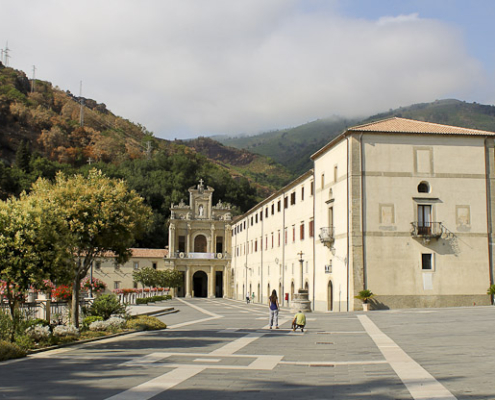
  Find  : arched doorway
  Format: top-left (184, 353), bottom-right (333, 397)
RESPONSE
top-left (304, 281), bottom-right (309, 291)
top-left (290, 281), bottom-right (295, 300)
top-left (327, 280), bottom-right (333, 311)
top-left (194, 235), bottom-right (207, 253)
top-left (176, 271), bottom-right (186, 297)
top-left (193, 271), bottom-right (208, 297)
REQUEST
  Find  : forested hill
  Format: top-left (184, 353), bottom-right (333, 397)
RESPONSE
top-left (217, 99), bottom-right (495, 176)
top-left (0, 63), bottom-right (282, 247)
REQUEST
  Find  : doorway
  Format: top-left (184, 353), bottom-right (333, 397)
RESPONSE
top-left (327, 280), bottom-right (333, 311)
top-left (215, 271), bottom-right (223, 298)
top-left (193, 271), bottom-right (208, 297)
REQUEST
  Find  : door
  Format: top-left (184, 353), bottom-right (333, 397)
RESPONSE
top-left (418, 205), bottom-right (432, 235)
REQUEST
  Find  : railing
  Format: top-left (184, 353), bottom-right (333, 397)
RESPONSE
top-left (411, 222), bottom-right (443, 239)
top-left (319, 226), bottom-right (335, 247)
top-left (172, 252), bottom-right (229, 260)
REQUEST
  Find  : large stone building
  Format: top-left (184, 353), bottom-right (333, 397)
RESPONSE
top-left (232, 118), bottom-right (495, 311)
top-left (163, 180), bottom-right (233, 298)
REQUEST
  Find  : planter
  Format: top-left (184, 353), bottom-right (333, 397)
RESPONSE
top-left (362, 303), bottom-right (370, 312)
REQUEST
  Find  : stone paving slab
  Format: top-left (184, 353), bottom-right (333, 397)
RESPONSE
top-left (1, 299), bottom-right (495, 399)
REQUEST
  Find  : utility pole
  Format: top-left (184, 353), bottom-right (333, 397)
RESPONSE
top-left (145, 141), bottom-right (153, 160)
top-left (79, 81), bottom-right (84, 127)
top-left (31, 65), bottom-right (36, 93)
top-left (4, 42), bottom-right (10, 66)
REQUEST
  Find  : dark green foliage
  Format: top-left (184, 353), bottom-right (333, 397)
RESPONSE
top-left (87, 294), bottom-right (126, 320)
top-left (15, 140), bottom-right (31, 173)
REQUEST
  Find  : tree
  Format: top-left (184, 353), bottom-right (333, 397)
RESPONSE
top-left (30, 169), bottom-right (152, 327)
top-left (0, 194), bottom-right (70, 340)
top-left (133, 267), bottom-right (157, 289)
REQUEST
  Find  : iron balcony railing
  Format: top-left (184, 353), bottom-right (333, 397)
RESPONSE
top-left (319, 226), bottom-right (335, 247)
top-left (411, 222), bottom-right (443, 239)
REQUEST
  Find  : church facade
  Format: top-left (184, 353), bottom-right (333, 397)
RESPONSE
top-left (231, 118), bottom-right (495, 311)
top-left (163, 180), bottom-right (233, 298)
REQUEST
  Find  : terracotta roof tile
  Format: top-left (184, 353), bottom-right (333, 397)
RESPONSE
top-left (348, 117), bottom-right (495, 136)
top-left (100, 248), bottom-right (168, 258)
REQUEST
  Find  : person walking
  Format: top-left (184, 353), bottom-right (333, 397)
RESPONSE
top-left (246, 291), bottom-right (250, 304)
top-left (268, 289), bottom-right (280, 329)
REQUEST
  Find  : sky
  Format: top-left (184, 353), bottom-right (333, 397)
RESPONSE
top-left (1, 0), bottom-right (495, 140)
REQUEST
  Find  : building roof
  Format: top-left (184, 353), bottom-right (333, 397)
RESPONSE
top-left (100, 248), bottom-right (168, 258)
top-left (312, 117), bottom-right (495, 160)
top-left (348, 117), bottom-right (495, 136)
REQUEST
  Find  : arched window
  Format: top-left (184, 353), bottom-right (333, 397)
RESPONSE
top-left (194, 235), bottom-right (207, 252)
top-left (418, 181), bottom-right (430, 193)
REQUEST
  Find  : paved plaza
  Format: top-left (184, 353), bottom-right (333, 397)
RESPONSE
top-left (1, 299), bottom-right (495, 399)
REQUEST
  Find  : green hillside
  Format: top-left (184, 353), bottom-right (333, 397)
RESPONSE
top-left (217, 99), bottom-right (495, 176)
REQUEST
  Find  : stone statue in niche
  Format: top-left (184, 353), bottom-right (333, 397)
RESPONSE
top-left (198, 204), bottom-right (204, 217)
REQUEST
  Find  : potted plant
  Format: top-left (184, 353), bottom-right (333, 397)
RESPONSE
top-left (355, 289), bottom-right (374, 311)
top-left (487, 284), bottom-right (495, 305)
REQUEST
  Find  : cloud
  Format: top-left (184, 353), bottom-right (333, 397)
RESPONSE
top-left (0, 0), bottom-right (488, 139)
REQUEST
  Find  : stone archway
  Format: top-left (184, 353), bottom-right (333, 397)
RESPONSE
top-left (193, 271), bottom-right (208, 297)
top-left (327, 280), bottom-right (333, 311)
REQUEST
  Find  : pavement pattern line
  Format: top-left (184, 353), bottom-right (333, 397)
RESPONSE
top-left (108, 315), bottom-right (269, 399)
top-left (358, 315), bottom-right (457, 400)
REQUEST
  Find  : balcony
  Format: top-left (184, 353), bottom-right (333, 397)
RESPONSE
top-left (411, 222), bottom-right (443, 243)
top-left (172, 251), bottom-right (228, 260)
top-left (319, 226), bottom-right (335, 248)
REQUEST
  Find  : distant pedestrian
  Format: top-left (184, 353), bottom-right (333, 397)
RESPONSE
top-left (246, 292), bottom-right (250, 304)
top-left (268, 289), bottom-right (280, 329)
top-left (292, 310), bottom-right (306, 332)
top-left (251, 292), bottom-right (255, 303)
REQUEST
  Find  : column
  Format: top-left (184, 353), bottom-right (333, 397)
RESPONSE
top-left (186, 223), bottom-right (191, 255)
top-left (208, 267), bottom-right (215, 298)
top-left (185, 266), bottom-right (192, 298)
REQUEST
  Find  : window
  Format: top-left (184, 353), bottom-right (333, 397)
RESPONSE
top-left (271, 233), bottom-right (274, 249)
top-left (251, 217), bottom-right (253, 226)
top-left (260, 211), bottom-right (263, 221)
top-left (255, 240), bottom-right (258, 252)
top-left (422, 253), bottom-right (433, 270)
top-left (301, 186), bottom-right (305, 201)
top-left (290, 192), bottom-right (296, 205)
top-left (418, 205), bottom-right (432, 234)
top-left (277, 200), bottom-right (281, 212)
top-left (284, 228), bottom-right (288, 244)
top-left (266, 235), bottom-right (268, 249)
top-left (95, 261), bottom-right (101, 270)
top-left (216, 237), bottom-right (223, 253)
top-left (255, 214), bottom-right (258, 223)
top-left (334, 165), bottom-right (338, 182)
top-left (300, 223), bottom-right (305, 240)
top-left (152, 262), bottom-right (157, 270)
top-left (284, 197), bottom-right (288, 209)
top-left (278, 231), bottom-right (281, 247)
top-left (265, 208), bottom-right (268, 218)
top-left (310, 181), bottom-right (314, 195)
top-left (133, 282), bottom-right (138, 289)
top-left (321, 173), bottom-right (325, 189)
top-left (292, 226), bottom-right (296, 242)
top-left (418, 181), bottom-right (430, 193)
top-left (309, 220), bottom-right (314, 238)
top-left (271, 204), bottom-right (275, 215)
top-left (178, 236), bottom-right (185, 253)
top-left (114, 281), bottom-right (121, 290)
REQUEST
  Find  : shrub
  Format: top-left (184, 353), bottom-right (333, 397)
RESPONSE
top-left (14, 334), bottom-right (34, 351)
top-left (26, 325), bottom-right (51, 341)
top-left (89, 320), bottom-right (110, 332)
top-left (0, 311), bottom-right (13, 341)
top-left (28, 318), bottom-right (50, 328)
top-left (125, 316), bottom-right (166, 331)
top-left (136, 298), bottom-right (149, 305)
top-left (106, 317), bottom-right (126, 328)
top-left (0, 340), bottom-right (27, 361)
top-left (88, 294), bottom-right (126, 320)
top-left (53, 325), bottom-right (80, 338)
top-left (82, 316), bottom-right (104, 328)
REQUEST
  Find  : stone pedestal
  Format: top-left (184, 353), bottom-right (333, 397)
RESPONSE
top-left (290, 289), bottom-right (312, 313)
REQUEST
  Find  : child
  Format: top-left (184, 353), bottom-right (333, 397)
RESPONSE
top-left (292, 310), bottom-right (306, 332)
